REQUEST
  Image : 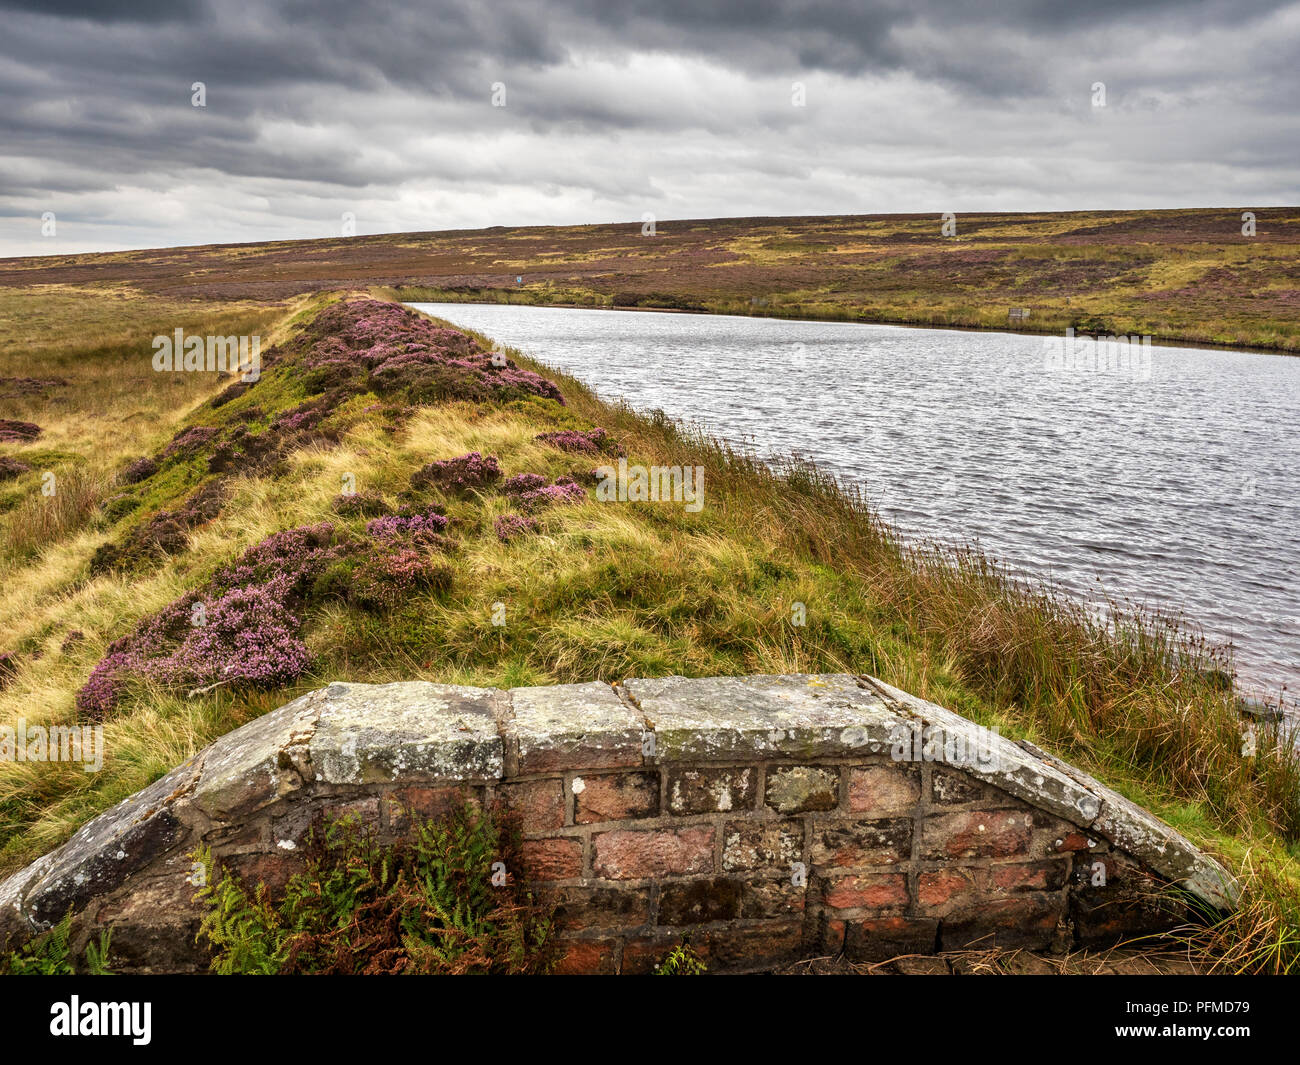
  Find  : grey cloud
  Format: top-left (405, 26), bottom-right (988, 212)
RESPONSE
top-left (0, 0), bottom-right (1296, 255)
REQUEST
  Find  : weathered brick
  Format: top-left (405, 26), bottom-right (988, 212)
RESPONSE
top-left (988, 858), bottom-right (1070, 894)
top-left (1071, 887), bottom-right (1183, 943)
top-left (765, 766), bottom-right (839, 813)
top-left (317, 797), bottom-right (380, 835)
top-left (382, 786), bottom-right (479, 834)
top-left (810, 817), bottom-right (911, 868)
top-left (740, 877), bottom-right (806, 919)
top-left (722, 820), bottom-right (803, 872)
top-left (818, 915), bottom-right (847, 954)
top-left (921, 808), bottom-right (1033, 860)
top-left (666, 766), bottom-right (757, 815)
top-left (1070, 852), bottom-right (1184, 943)
top-left (551, 885), bottom-right (651, 932)
top-left (916, 867), bottom-right (979, 915)
top-left (628, 922), bottom-right (804, 973)
top-left (1054, 830), bottom-right (1098, 853)
top-left (222, 850), bottom-right (304, 893)
top-left (930, 767), bottom-right (1007, 806)
top-left (498, 779), bottom-right (566, 831)
top-left (553, 937), bottom-right (619, 975)
top-left (521, 837), bottom-right (583, 880)
top-left (593, 827), bottom-right (714, 880)
top-left (848, 764), bottom-right (920, 815)
top-left (820, 872), bottom-right (908, 911)
top-left (705, 919), bottom-right (805, 970)
top-left (622, 935), bottom-right (703, 975)
top-left (574, 771), bottom-right (659, 824)
top-left (658, 878), bottom-right (743, 925)
top-left (938, 893), bottom-right (1064, 951)
top-left (844, 916), bottom-right (939, 962)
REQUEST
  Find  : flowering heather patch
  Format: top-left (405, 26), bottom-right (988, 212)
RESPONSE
top-left (350, 548), bottom-right (452, 611)
top-left (161, 425), bottom-right (220, 459)
top-left (171, 577), bottom-right (312, 690)
top-left (0, 419), bottom-right (41, 442)
top-left (516, 480), bottom-right (588, 512)
top-left (365, 508), bottom-right (451, 542)
top-left (210, 522), bottom-right (343, 595)
top-left (0, 455), bottom-right (31, 481)
top-left (290, 298), bottom-right (565, 406)
top-left (411, 451), bottom-right (502, 495)
top-left (502, 473), bottom-right (547, 497)
top-left (271, 400), bottom-right (328, 434)
top-left (90, 479), bottom-right (227, 573)
top-left (121, 456), bottom-right (158, 484)
top-left (533, 427), bottom-right (622, 457)
top-left (493, 513), bottom-right (541, 543)
top-left (332, 490), bottom-right (391, 518)
top-left (0, 376), bottom-right (65, 399)
top-left (78, 523), bottom-right (348, 720)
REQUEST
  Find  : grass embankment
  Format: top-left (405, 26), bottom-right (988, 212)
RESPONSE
top-left (0, 289), bottom-right (1296, 972)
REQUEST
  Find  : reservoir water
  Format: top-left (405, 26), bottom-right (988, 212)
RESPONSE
top-left (410, 302), bottom-right (1299, 703)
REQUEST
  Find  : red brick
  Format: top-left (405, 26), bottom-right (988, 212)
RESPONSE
top-left (916, 868), bottom-right (978, 914)
top-left (939, 893), bottom-right (1064, 951)
top-left (819, 916), bottom-right (847, 953)
top-left (382, 786), bottom-right (478, 834)
top-left (844, 916), bottom-right (939, 962)
top-left (821, 872), bottom-right (908, 911)
top-left (704, 919), bottom-right (805, 970)
top-left (930, 768), bottom-right (1006, 806)
top-left (1053, 831), bottom-right (1094, 853)
top-left (553, 937), bottom-right (619, 975)
top-left (809, 818), bottom-right (910, 867)
top-left (921, 808), bottom-right (1032, 860)
top-left (848, 765), bottom-right (920, 815)
top-left (521, 837), bottom-right (583, 880)
top-left (628, 921), bottom-right (805, 974)
top-left (622, 935), bottom-right (701, 975)
top-left (989, 859), bottom-right (1069, 894)
top-left (222, 851), bottom-right (303, 893)
top-left (498, 779), bottom-right (566, 831)
top-left (765, 766), bottom-right (839, 813)
top-left (574, 772), bottom-right (659, 824)
top-left (551, 885), bottom-right (650, 932)
top-left (593, 827), bottom-right (714, 880)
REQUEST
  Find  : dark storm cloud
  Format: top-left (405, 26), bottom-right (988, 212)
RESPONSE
top-left (0, 0), bottom-right (1296, 254)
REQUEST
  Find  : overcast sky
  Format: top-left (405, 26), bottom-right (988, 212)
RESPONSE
top-left (1, 0), bottom-right (1297, 256)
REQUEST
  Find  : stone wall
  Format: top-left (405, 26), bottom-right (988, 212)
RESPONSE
top-left (0, 674), bottom-right (1235, 974)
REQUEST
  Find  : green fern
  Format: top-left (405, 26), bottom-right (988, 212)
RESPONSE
top-left (196, 803), bottom-right (556, 974)
top-left (0, 912), bottom-right (113, 975)
top-left (654, 941), bottom-right (707, 975)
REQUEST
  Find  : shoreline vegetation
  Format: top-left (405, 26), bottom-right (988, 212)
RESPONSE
top-left (0, 271), bottom-right (1298, 969)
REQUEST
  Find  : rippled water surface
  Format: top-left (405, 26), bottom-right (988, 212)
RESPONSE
top-left (411, 302), bottom-right (1300, 699)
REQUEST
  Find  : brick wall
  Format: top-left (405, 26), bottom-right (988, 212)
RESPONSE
top-left (0, 674), bottom-right (1235, 974)
top-left (495, 758), bottom-right (1166, 973)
